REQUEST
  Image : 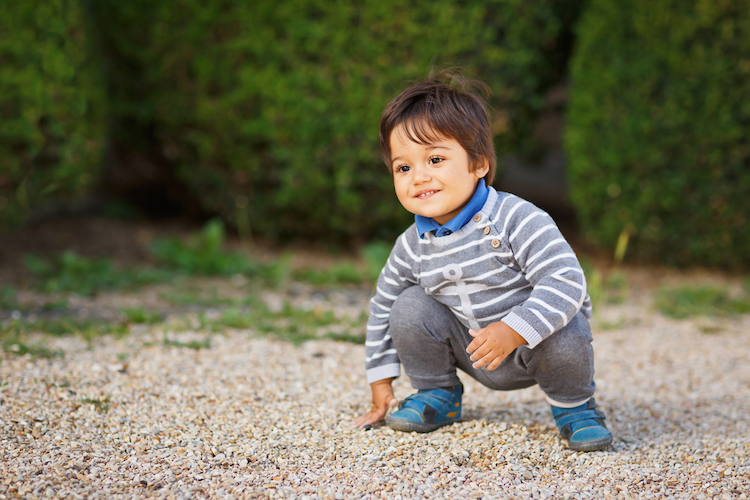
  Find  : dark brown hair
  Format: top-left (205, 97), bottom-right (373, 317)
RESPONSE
top-left (379, 70), bottom-right (496, 184)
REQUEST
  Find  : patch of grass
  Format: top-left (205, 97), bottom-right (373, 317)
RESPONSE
top-left (292, 262), bottom-right (365, 285)
top-left (580, 259), bottom-right (628, 307)
top-left (361, 241), bottom-right (391, 283)
top-left (291, 241), bottom-right (391, 286)
top-left (598, 318), bottom-right (627, 331)
top-left (319, 331), bottom-right (365, 344)
top-left (40, 299), bottom-right (69, 311)
top-left (0, 286), bottom-right (17, 309)
top-left (162, 335), bottom-right (211, 350)
top-left (121, 307), bottom-right (162, 325)
top-left (197, 303), bottom-right (363, 345)
top-left (150, 219), bottom-right (258, 276)
top-left (655, 286), bottom-right (750, 319)
top-left (82, 396), bottom-right (110, 412)
top-left (159, 287), bottom-right (257, 308)
top-left (0, 322), bottom-right (65, 358)
top-left (2, 340), bottom-right (64, 358)
top-left (29, 317), bottom-right (129, 338)
top-left (24, 251), bottom-right (171, 296)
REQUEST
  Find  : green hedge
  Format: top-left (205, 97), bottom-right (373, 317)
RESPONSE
top-left (566, 0), bottom-right (750, 268)
top-left (144, 0), bottom-right (584, 242)
top-left (0, 1), bottom-right (105, 226)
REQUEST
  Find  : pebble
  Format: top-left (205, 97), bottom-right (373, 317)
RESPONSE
top-left (1, 278), bottom-right (749, 499)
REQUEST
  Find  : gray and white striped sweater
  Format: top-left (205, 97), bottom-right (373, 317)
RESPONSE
top-left (365, 187), bottom-right (593, 384)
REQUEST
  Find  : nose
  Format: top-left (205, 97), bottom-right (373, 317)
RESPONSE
top-left (412, 164), bottom-right (431, 183)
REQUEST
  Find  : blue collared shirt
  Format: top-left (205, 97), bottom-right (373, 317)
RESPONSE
top-left (415, 178), bottom-right (490, 238)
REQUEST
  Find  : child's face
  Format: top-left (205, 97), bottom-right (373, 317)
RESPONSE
top-left (389, 124), bottom-right (489, 225)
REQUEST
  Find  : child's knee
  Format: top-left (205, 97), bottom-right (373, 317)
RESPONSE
top-left (389, 286), bottom-right (432, 334)
top-left (532, 314), bottom-right (594, 372)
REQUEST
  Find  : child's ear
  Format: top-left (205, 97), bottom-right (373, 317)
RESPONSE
top-left (474, 157), bottom-right (490, 179)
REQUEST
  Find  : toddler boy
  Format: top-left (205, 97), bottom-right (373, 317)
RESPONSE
top-left (352, 71), bottom-right (612, 451)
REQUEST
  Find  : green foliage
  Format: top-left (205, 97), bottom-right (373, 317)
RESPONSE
top-left (150, 219), bottom-right (259, 276)
top-left (580, 259), bottom-right (628, 308)
top-left (361, 241), bottom-right (392, 283)
top-left (655, 286), bottom-right (750, 319)
top-left (143, 0), bottom-right (584, 242)
top-left (0, 0), bottom-right (105, 226)
top-left (162, 335), bottom-right (211, 350)
top-left (81, 396), bottom-right (110, 412)
top-left (292, 241), bottom-right (392, 285)
top-left (26, 317), bottom-right (129, 338)
top-left (121, 307), bottom-right (162, 325)
top-left (0, 326), bottom-right (65, 359)
top-left (566, 0), bottom-right (750, 268)
top-left (24, 251), bottom-right (170, 296)
top-left (198, 303), bottom-right (364, 345)
top-left (0, 286), bottom-right (17, 310)
top-left (293, 263), bottom-right (365, 286)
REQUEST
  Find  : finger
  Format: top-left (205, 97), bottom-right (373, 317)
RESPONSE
top-left (388, 398), bottom-right (398, 408)
top-left (353, 412), bottom-right (380, 428)
top-left (472, 351), bottom-right (496, 369)
top-left (485, 356), bottom-right (503, 371)
top-left (466, 335), bottom-right (485, 354)
top-left (469, 343), bottom-right (492, 362)
top-left (468, 329), bottom-right (481, 337)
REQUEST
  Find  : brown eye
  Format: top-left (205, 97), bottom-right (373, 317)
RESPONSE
top-left (396, 165), bottom-right (411, 173)
top-left (428, 156), bottom-right (443, 165)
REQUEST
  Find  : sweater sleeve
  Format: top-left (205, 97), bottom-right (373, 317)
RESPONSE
top-left (499, 198), bottom-right (592, 348)
top-left (365, 231), bottom-right (420, 383)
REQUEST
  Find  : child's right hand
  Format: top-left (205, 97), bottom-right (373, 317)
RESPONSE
top-left (352, 378), bottom-right (398, 428)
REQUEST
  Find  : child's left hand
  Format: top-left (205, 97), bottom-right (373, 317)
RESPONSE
top-left (466, 322), bottom-right (527, 371)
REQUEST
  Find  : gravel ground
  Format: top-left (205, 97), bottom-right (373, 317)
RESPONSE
top-left (1, 271), bottom-right (749, 499)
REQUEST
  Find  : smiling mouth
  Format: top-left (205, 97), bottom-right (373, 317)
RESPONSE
top-left (415, 190), bottom-right (438, 199)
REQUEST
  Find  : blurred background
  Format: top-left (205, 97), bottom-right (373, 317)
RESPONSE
top-left (1, 0), bottom-right (748, 271)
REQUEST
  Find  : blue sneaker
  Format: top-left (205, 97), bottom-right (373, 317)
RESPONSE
top-left (386, 383), bottom-right (463, 433)
top-left (551, 398), bottom-right (613, 451)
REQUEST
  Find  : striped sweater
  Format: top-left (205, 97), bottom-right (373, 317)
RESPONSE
top-left (366, 187), bottom-right (593, 384)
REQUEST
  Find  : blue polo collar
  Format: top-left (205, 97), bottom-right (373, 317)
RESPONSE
top-left (415, 178), bottom-right (489, 238)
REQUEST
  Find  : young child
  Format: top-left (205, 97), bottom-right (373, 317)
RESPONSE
top-left (352, 71), bottom-right (612, 452)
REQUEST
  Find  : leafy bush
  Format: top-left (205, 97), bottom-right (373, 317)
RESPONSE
top-left (566, 0), bottom-right (750, 268)
top-left (145, 0), bottom-right (585, 242)
top-left (0, 0), bottom-right (105, 226)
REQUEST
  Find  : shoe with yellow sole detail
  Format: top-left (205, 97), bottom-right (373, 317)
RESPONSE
top-left (385, 383), bottom-right (463, 433)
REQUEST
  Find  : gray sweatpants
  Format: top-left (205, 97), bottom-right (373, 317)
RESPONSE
top-left (389, 286), bottom-right (596, 405)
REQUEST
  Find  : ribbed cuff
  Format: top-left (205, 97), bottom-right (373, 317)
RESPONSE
top-left (366, 363), bottom-right (401, 384)
top-left (502, 312), bottom-right (544, 348)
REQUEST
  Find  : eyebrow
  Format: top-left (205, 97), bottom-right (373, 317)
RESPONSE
top-left (391, 144), bottom-right (451, 165)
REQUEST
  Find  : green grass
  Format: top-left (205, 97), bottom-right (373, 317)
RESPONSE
top-left (150, 218), bottom-right (258, 276)
top-left (81, 396), bottom-right (110, 412)
top-left (655, 286), bottom-right (750, 319)
top-left (162, 335), bottom-right (211, 350)
top-left (24, 251), bottom-right (172, 296)
top-left (0, 286), bottom-right (17, 309)
top-left (580, 259), bottom-right (628, 307)
top-left (2, 340), bottom-right (64, 358)
top-left (3, 226), bottom-right (385, 354)
top-left (290, 241), bottom-right (390, 286)
top-left (196, 303), bottom-right (364, 345)
top-left (121, 307), bottom-right (162, 324)
top-left (159, 287), bottom-right (257, 308)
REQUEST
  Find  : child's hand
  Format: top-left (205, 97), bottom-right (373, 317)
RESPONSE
top-left (353, 378), bottom-right (398, 428)
top-left (466, 322), bottom-right (526, 371)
